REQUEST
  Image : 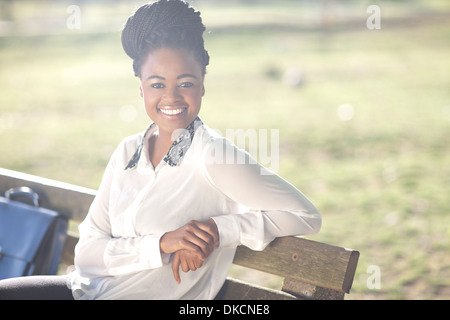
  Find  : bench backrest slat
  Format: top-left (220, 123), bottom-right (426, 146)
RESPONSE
top-left (234, 237), bottom-right (359, 293)
top-left (0, 168), bottom-right (95, 222)
top-left (215, 278), bottom-right (298, 300)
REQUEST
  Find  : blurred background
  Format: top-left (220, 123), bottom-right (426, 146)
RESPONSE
top-left (0, 0), bottom-right (449, 299)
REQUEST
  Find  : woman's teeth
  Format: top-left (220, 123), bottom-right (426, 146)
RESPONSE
top-left (159, 108), bottom-right (185, 115)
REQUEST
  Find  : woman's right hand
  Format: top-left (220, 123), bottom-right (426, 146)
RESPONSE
top-left (171, 249), bottom-right (204, 284)
top-left (159, 219), bottom-right (219, 261)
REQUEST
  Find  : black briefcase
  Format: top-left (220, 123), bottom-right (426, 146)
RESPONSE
top-left (0, 187), bottom-right (68, 279)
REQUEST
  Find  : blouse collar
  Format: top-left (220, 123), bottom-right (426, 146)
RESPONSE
top-left (124, 116), bottom-right (203, 170)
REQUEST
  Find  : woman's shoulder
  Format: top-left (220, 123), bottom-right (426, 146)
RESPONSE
top-left (108, 130), bottom-right (147, 168)
top-left (196, 123), bottom-right (230, 150)
top-left (120, 131), bottom-right (145, 149)
top-left (195, 124), bottom-right (244, 164)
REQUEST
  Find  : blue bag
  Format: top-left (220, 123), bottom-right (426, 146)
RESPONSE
top-left (0, 187), bottom-right (68, 279)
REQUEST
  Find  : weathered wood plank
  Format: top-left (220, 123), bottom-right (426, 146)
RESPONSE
top-left (0, 168), bottom-right (95, 222)
top-left (215, 278), bottom-right (298, 300)
top-left (233, 236), bottom-right (359, 293)
top-left (282, 278), bottom-right (345, 300)
top-left (60, 232), bottom-right (79, 267)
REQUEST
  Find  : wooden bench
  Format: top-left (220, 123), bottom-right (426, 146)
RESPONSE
top-left (0, 168), bottom-right (360, 300)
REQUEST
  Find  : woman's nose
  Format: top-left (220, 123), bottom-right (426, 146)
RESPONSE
top-left (164, 85), bottom-right (182, 101)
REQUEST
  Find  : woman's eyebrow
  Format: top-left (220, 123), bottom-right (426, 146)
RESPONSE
top-left (177, 73), bottom-right (197, 79)
top-left (145, 74), bottom-right (197, 81)
top-left (146, 75), bottom-right (165, 81)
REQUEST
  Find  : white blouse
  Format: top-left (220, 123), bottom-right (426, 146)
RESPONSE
top-left (67, 117), bottom-right (321, 300)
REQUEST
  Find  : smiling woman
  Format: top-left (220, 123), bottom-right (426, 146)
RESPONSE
top-left (0, 0), bottom-right (321, 300)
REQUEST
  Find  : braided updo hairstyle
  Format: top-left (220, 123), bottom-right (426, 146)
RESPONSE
top-left (121, 0), bottom-right (210, 78)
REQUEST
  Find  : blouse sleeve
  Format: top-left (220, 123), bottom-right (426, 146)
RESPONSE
top-left (74, 143), bottom-right (168, 277)
top-left (203, 137), bottom-right (321, 251)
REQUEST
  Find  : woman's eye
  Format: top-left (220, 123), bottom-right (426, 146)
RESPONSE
top-left (179, 82), bottom-right (194, 88)
top-left (150, 83), bottom-right (165, 89)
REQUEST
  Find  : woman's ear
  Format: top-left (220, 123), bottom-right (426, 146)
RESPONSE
top-left (139, 85), bottom-right (143, 98)
top-left (202, 85), bottom-right (205, 97)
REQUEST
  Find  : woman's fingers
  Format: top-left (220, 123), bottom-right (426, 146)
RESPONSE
top-left (180, 255), bottom-right (189, 273)
top-left (190, 220), bottom-right (219, 247)
top-left (171, 250), bottom-right (204, 284)
top-left (172, 252), bottom-right (181, 284)
top-left (178, 237), bottom-right (207, 260)
top-left (184, 224), bottom-right (215, 255)
top-left (160, 228), bottom-right (206, 258)
top-left (195, 219), bottom-right (220, 246)
top-left (160, 220), bottom-right (219, 258)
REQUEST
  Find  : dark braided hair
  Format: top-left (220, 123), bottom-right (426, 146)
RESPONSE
top-left (121, 0), bottom-right (210, 77)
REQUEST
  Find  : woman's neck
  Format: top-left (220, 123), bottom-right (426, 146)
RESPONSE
top-left (148, 129), bottom-right (174, 168)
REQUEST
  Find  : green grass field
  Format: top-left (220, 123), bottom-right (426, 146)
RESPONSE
top-left (0, 0), bottom-right (449, 299)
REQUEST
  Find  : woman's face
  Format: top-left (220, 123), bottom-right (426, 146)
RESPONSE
top-left (139, 47), bottom-right (204, 137)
